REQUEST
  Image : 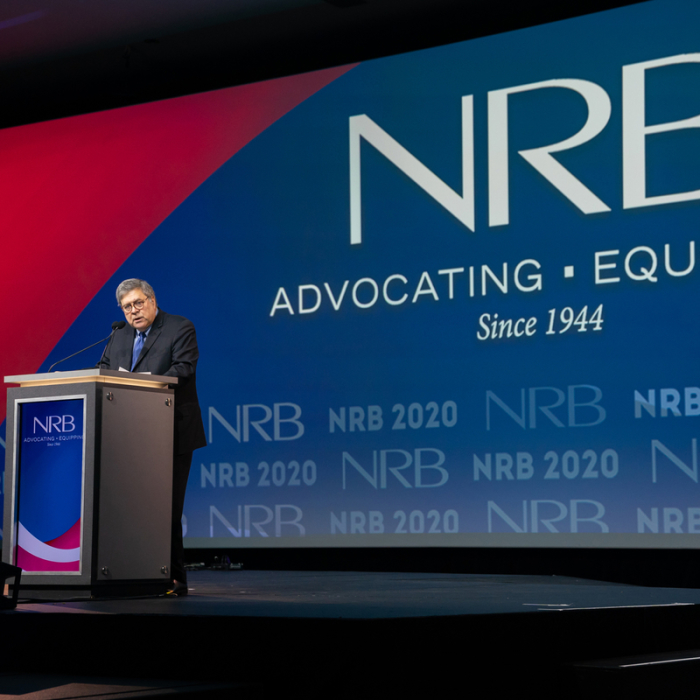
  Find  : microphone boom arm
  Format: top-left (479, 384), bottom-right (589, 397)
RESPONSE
top-left (48, 321), bottom-right (126, 372)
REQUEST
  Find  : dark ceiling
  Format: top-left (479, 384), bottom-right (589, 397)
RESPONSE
top-left (0, 0), bottom-right (647, 129)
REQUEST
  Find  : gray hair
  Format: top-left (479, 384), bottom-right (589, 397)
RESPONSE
top-left (116, 278), bottom-right (156, 305)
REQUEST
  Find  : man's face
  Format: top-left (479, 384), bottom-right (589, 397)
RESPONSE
top-left (120, 288), bottom-right (157, 331)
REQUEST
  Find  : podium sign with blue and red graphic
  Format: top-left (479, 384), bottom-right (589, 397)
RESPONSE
top-left (13, 398), bottom-right (85, 573)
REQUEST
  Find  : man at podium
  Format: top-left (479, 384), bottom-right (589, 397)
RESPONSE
top-left (98, 278), bottom-right (207, 596)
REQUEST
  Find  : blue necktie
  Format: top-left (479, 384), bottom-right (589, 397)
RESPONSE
top-left (131, 331), bottom-right (145, 371)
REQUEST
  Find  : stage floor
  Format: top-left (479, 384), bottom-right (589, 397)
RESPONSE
top-left (11, 569), bottom-right (700, 618)
top-left (6, 571), bottom-right (700, 700)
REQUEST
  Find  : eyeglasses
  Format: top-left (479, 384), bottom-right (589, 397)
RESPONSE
top-left (121, 297), bottom-right (150, 313)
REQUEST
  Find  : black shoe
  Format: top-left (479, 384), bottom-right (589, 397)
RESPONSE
top-left (166, 580), bottom-right (188, 596)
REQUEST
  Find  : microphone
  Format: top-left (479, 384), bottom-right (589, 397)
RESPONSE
top-left (48, 321), bottom-right (127, 372)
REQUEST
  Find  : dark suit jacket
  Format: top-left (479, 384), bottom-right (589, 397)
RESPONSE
top-left (99, 310), bottom-right (207, 455)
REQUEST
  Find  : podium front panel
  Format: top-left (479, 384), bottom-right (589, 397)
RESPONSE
top-left (97, 384), bottom-right (173, 581)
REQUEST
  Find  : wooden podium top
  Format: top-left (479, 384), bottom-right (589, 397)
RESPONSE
top-left (4, 368), bottom-right (178, 389)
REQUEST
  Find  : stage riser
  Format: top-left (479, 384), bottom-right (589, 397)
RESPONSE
top-left (3, 607), bottom-right (700, 700)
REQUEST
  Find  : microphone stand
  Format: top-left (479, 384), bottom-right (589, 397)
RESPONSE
top-left (48, 321), bottom-right (126, 372)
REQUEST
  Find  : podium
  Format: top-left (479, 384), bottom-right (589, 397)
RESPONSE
top-left (2, 369), bottom-right (177, 596)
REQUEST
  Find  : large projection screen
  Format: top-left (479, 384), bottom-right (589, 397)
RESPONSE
top-left (1, 0), bottom-right (699, 550)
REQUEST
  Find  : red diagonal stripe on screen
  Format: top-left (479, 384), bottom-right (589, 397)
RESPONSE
top-left (0, 63), bottom-right (356, 424)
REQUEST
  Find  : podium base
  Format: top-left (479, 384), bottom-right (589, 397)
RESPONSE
top-left (11, 580), bottom-right (170, 601)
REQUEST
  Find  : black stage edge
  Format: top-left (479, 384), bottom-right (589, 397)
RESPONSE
top-left (4, 570), bottom-right (700, 700)
top-left (186, 545), bottom-right (700, 588)
top-left (0, 675), bottom-right (259, 700)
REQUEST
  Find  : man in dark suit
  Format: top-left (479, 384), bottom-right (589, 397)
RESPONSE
top-left (99, 278), bottom-right (206, 595)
